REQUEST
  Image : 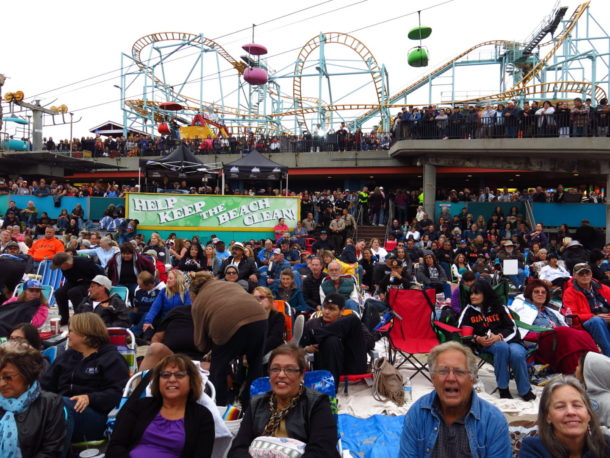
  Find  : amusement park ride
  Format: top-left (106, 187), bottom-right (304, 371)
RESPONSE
top-left (1, 1), bottom-right (609, 151)
top-left (115, 1), bottom-right (609, 141)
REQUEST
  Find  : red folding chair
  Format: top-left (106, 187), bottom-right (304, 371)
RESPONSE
top-left (305, 238), bottom-right (316, 254)
top-left (384, 240), bottom-right (397, 252)
top-left (388, 288), bottom-right (439, 382)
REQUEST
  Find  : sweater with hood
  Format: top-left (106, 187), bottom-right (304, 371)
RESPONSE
top-left (583, 352), bottom-right (610, 428)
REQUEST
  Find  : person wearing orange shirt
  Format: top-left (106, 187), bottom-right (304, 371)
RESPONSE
top-left (29, 226), bottom-right (65, 262)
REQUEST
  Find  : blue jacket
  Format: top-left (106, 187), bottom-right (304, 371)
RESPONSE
top-left (399, 390), bottom-right (511, 458)
top-left (271, 283), bottom-right (311, 313)
top-left (144, 289), bottom-right (191, 324)
top-left (520, 435), bottom-right (610, 458)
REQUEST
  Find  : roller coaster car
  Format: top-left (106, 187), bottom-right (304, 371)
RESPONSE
top-left (408, 46), bottom-right (429, 67)
top-left (408, 26), bottom-right (432, 40)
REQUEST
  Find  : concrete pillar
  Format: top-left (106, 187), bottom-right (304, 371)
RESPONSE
top-left (606, 174), bottom-right (610, 244)
top-left (423, 161), bottom-right (436, 222)
top-left (32, 109), bottom-right (43, 151)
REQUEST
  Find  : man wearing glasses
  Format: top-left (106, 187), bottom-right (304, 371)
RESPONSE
top-left (400, 342), bottom-right (511, 457)
top-left (563, 263), bottom-right (610, 357)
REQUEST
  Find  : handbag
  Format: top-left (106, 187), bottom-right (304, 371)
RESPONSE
top-left (372, 357), bottom-right (405, 406)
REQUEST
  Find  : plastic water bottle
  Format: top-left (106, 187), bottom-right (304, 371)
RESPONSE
top-left (524, 265), bottom-right (530, 278)
top-left (565, 307), bottom-right (573, 326)
top-left (403, 377), bottom-right (413, 402)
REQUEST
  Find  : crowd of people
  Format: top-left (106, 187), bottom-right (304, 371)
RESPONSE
top-left (33, 97), bottom-right (609, 158)
top-left (1, 183), bottom-right (610, 455)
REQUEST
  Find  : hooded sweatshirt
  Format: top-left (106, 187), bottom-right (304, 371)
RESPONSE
top-left (584, 352), bottom-right (610, 427)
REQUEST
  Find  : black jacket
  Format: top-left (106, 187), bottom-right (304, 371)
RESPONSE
top-left (265, 309), bottom-right (286, 354)
top-left (0, 390), bottom-right (66, 458)
top-left (76, 293), bottom-right (130, 327)
top-left (229, 388), bottom-right (339, 457)
top-left (41, 343), bottom-right (129, 414)
top-left (457, 302), bottom-right (521, 345)
top-left (62, 256), bottom-right (104, 286)
top-left (107, 397), bottom-right (215, 458)
top-left (218, 256), bottom-right (258, 281)
top-left (303, 273), bottom-right (325, 309)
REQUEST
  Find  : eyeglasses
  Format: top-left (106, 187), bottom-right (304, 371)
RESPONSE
top-left (159, 370), bottom-right (188, 379)
top-left (432, 367), bottom-right (471, 379)
top-left (532, 289), bottom-right (547, 295)
top-left (269, 367), bottom-right (302, 376)
top-left (577, 270), bottom-right (592, 276)
top-left (226, 271), bottom-right (238, 275)
top-left (0, 373), bottom-right (20, 383)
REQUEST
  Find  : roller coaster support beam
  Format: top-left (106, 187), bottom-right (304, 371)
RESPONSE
top-left (15, 100), bottom-right (55, 151)
top-left (423, 159), bottom-right (436, 221)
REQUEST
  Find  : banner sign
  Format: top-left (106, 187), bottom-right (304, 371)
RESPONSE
top-left (126, 193), bottom-right (300, 230)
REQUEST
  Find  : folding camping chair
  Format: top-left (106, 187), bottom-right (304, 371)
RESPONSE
top-left (387, 288), bottom-right (439, 382)
top-left (37, 260), bottom-right (64, 306)
top-left (107, 327), bottom-right (137, 376)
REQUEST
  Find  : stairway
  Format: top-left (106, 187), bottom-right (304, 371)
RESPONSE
top-left (356, 225), bottom-right (388, 242)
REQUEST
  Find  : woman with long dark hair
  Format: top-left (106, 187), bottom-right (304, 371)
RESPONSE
top-left (458, 280), bottom-right (536, 401)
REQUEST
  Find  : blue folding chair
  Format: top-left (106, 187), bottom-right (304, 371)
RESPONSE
top-left (37, 260), bottom-right (64, 306)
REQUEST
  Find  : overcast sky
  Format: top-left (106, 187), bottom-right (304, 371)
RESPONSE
top-left (2, 0), bottom-right (608, 140)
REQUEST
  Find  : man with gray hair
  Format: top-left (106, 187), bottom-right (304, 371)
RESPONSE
top-left (400, 341), bottom-right (511, 457)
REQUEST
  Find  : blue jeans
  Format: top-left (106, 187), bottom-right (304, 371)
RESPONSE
top-left (507, 268), bottom-right (526, 288)
top-left (345, 299), bottom-right (360, 313)
top-left (63, 397), bottom-right (108, 442)
top-left (583, 316), bottom-right (610, 357)
top-left (484, 341), bottom-right (531, 396)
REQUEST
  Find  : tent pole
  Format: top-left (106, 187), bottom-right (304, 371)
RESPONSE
top-left (221, 171), bottom-right (225, 196)
top-left (286, 173), bottom-right (289, 195)
top-left (138, 167), bottom-right (141, 191)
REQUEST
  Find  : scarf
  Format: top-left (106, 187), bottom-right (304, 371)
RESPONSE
top-left (262, 385), bottom-right (304, 437)
top-left (0, 381), bottom-right (41, 458)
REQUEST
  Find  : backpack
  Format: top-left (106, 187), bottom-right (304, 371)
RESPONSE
top-left (372, 357), bottom-right (405, 406)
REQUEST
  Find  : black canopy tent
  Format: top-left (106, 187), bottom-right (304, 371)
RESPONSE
top-left (221, 149), bottom-right (289, 194)
top-left (139, 144), bottom-right (219, 191)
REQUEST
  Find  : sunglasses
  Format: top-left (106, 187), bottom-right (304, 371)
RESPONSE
top-left (159, 370), bottom-right (188, 379)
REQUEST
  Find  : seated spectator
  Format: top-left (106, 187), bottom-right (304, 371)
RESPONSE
top-left (106, 242), bottom-right (155, 298)
top-left (265, 249), bottom-right (292, 285)
top-left (448, 271), bottom-right (477, 321)
top-left (400, 342), bottom-right (511, 457)
top-left (510, 280), bottom-right (598, 374)
top-left (222, 265), bottom-right (249, 290)
top-left (279, 239), bottom-right (300, 265)
top-left (253, 287), bottom-right (286, 357)
top-left (41, 312), bottom-right (129, 442)
top-left (451, 252), bottom-right (472, 283)
top-left (311, 230), bottom-right (336, 254)
top-left (2, 238), bottom-right (33, 271)
top-left (471, 253), bottom-right (494, 282)
top-left (19, 200), bottom-right (38, 229)
top-left (178, 242), bottom-right (205, 273)
top-left (496, 240), bottom-right (526, 289)
top-left (229, 344), bottom-right (339, 457)
top-left (8, 322), bottom-right (44, 351)
top-left (292, 220), bottom-right (308, 249)
top-left (1, 279), bottom-right (49, 329)
top-left (416, 251), bottom-right (449, 294)
top-left (107, 354), bottom-right (215, 457)
top-left (562, 238), bottom-right (589, 274)
top-left (563, 263), bottom-right (610, 358)
top-left (130, 271), bottom-right (164, 340)
top-left (52, 252), bottom-right (103, 326)
top-left (301, 293), bottom-right (373, 386)
top-left (377, 258), bottom-right (413, 303)
top-left (143, 270), bottom-right (190, 335)
top-left (218, 242), bottom-right (258, 290)
top-left (538, 252), bottom-right (571, 290)
top-left (76, 275), bottom-right (130, 328)
top-left (256, 239), bottom-right (274, 266)
top-left (213, 240), bottom-right (231, 261)
top-left (320, 261), bottom-right (360, 312)
top-left (0, 341), bottom-right (66, 457)
top-left (77, 236), bottom-right (117, 268)
top-left (303, 256), bottom-right (326, 311)
top-left (273, 217), bottom-right (289, 241)
top-left (29, 226), bottom-right (64, 263)
top-left (524, 223), bottom-right (548, 248)
top-left (590, 249), bottom-right (610, 287)
top-left (271, 268), bottom-right (309, 313)
top-left (458, 280), bottom-right (536, 401)
top-left (369, 238), bottom-right (387, 263)
top-left (520, 375), bottom-right (609, 457)
top-left (145, 231), bottom-right (170, 266)
top-left (575, 352), bottom-right (610, 428)
top-left (358, 248), bottom-right (375, 291)
top-left (168, 238), bottom-right (188, 267)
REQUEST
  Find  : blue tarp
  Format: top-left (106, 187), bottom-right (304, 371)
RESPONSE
top-left (339, 414), bottom-right (404, 457)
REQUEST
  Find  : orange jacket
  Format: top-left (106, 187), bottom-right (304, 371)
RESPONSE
top-left (562, 278), bottom-right (610, 324)
top-left (29, 237), bottom-right (65, 261)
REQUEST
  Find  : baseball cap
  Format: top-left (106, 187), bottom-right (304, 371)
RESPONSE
top-left (91, 275), bottom-right (112, 291)
top-left (389, 259), bottom-right (402, 268)
top-left (24, 279), bottom-right (42, 290)
top-left (273, 248), bottom-right (281, 255)
top-left (323, 293), bottom-right (345, 309)
top-left (4, 241), bottom-right (19, 250)
top-left (319, 230), bottom-right (328, 235)
top-left (212, 237), bottom-right (220, 244)
top-left (144, 249), bottom-right (157, 257)
top-left (573, 263), bottom-right (592, 275)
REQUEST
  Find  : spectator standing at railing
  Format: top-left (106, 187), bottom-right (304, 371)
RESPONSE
top-left (571, 97), bottom-right (590, 137)
top-left (448, 106), bottom-right (463, 139)
top-left (597, 98), bottom-right (609, 137)
top-left (556, 101), bottom-right (571, 138)
top-left (480, 105), bottom-right (495, 138)
top-left (535, 101), bottom-right (556, 136)
top-left (503, 102), bottom-right (521, 138)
